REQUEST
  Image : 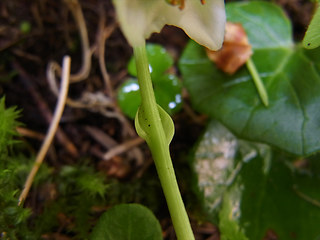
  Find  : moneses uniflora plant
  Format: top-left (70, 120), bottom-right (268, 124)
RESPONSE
top-left (113, 0), bottom-right (226, 239)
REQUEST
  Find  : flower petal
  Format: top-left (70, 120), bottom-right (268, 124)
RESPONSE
top-left (166, 0), bottom-right (226, 50)
top-left (113, 0), bottom-right (225, 50)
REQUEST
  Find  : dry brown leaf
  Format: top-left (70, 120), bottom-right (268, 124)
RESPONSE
top-left (206, 22), bottom-right (252, 74)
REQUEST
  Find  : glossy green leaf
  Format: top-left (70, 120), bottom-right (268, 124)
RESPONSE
top-left (119, 43), bottom-right (181, 119)
top-left (135, 104), bottom-right (174, 145)
top-left (235, 154), bottom-right (320, 240)
top-left (154, 74), bottom-right (183, 115)
top-left (303, 5), bottom-right (320, 49)
top-left (179, 1), bottom-right (320, 156)
top-left (128, 43), bottom-right (174, 79)
top-left (117, 74), bottom-right (182, 119)
top-left (117, 78), bottom-right (141, 119)
top-left (192, 120), bottom-right (320, 239)
top-left (90, 203), bottom-right (162, 240)
top-left (226, 1), bottom-right (292, 49)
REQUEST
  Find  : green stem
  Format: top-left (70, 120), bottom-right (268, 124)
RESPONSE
top-left (134, 43), bottom-right (194, 240)
top-left (246, 58), bottom-right (269, 107)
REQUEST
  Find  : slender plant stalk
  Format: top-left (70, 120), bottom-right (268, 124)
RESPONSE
top-left (246, 57), bottom-right (269, 107)
top-left (134, 43), bottom-right (194, 240)
top-left (19, 56), bottom-right (71, 205)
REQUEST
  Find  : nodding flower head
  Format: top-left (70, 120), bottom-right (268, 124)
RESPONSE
top-left (113, 0), bottom-right (226, 50)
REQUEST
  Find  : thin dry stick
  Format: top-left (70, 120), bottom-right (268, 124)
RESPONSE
top-left (48, 64), bottom-right (112, 109)
top-left (46, 1), bottom-right (117, 110)
top-left (19, 56), bottom-right (71, 205)
top-left (13, 61), bottom-right (78, 157)
top-left (102, 137), bottom-right (145, 161)
top-left (96, 7), bottom-right (117, 98)
top-left (293, 185), bottom-right (320, 208)
top-left (47, 0), bottom-right (92, 89)
top-left (64, 0), bottom-right (91, 82)
top-left (16, 127), bottom-right (45, 141)
top-left (94, 7), bottom-right (138, 138)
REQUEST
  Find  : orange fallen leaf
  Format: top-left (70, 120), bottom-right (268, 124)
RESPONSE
top-left (206, 22), bottom-right (252, 74)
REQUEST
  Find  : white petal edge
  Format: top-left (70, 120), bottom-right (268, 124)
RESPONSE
top-left (113, 0), bottom-right (226, 50)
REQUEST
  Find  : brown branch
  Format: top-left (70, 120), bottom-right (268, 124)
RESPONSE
top-left (16, 127), bottom-right (45, 141)
top-left (96, 5), bottom-right (117, 98)
top-left (102, 137), bottom-right (145, 161)
top-left (63, 0), bottom-right (92, 82)
top-left (19, 56), bottom-right (71, 205)
top-left (13, 61), bottom-right (78, 158)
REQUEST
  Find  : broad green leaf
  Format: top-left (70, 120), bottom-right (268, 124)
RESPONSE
top-left (225, 1), bottom-right (292, 49)
top-left (235, 154), bottom-right (320, 240)
top-left (303, 5), bottom-right (320, 49)
top-left (118, 75), bottom-right (182, 119)
top-left (135, 104), bottom-right (174, 145)
top-left (192, 120), bottom-right (320, 239)
top-left (90, 203), bottom-right (162, 240)
top-left (119, 43), bottom-right (182, 119)
top-left (179, 1), bottom-right (320, 156)
top-left (117, 78), bottom-right (141, 119)
top-left (154, 74), bottom-right (182, 115)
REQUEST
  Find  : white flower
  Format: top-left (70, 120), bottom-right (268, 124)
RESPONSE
top-left (113, 0), bottom-right (226, 50)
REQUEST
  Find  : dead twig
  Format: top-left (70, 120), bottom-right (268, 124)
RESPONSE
top-left (293, 185), bottom-right (320, 208)
top-left (96, 5), bottom-right (117, 98)
top-left (13, 61), bottom-right (78, 158)
top-left (102, 137), bottom-right (145, 161)
top-left (46, 0), bottom-right (123, 121)
top-left (46, 0), bottom-right (144, 168)
top-left (46, 0), bottom-right (92, 85)
top-left (19, 56), bottom-right (71, 205)
top-left (85, 125), bottom-right (118, 149)
top-left (47, 63), bottom-right (115, 109)
top-left (12, 49), bottom-right (42, 63)
top-left (63, 0), bottom-right (92, 83)
top-left (16, 127), bottom-right (45, 141)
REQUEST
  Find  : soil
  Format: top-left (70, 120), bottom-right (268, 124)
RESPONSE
top-left (0, 0), bottom-right (316, 239)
